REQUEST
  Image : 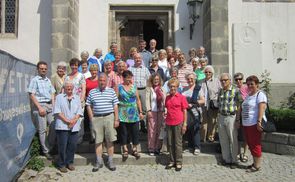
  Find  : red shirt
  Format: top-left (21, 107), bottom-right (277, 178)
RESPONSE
top-left (165, 92), bottom-right (188, 126)
top-left (86, 78), bottom-right (98, 97)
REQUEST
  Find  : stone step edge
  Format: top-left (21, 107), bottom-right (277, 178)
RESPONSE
top-left (40, 152), bottom-right (221, 166)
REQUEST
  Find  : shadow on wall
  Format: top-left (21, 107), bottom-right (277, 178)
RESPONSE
top-left (37, 0), bottom-right (52, 75)
top-left (175, 0), bottom-right (203, 56)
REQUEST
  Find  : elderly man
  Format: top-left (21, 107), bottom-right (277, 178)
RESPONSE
top-left (149, 39), bottom-right (159, 56)
top-left (138, 39), bottom-right (152, 68)
top-left (217, 73), bottom-right (242, 169)
top-left (27, 61), bottom-right (55, 160)
top-left (176, 53), bottom-right (193, 87)
top-left (128, 53), bottom-right (151, 133)
top-left (53, 81), bottom-right (83, 173)
top-left (86, 73), bottom-right (119, 172)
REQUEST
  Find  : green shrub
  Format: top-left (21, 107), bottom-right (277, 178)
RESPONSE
top-left (27, 136), bottom-right (44, 171)
top-left (269, 108), bottom-right (295, 132)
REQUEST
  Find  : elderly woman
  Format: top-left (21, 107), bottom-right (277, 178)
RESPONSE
top-left (78, 51), bottom-right (89, 73)
top-left (195, 58), bottom-right (207, 85)
top-left (200, 65), bottom-right (221, 142)
top-left (85, 64), bottom-right (99, 143)
top-left (241, 75), bottom-right (267, 172)
top-left (126, 47), bottom-right (138, 68)
top-left (188, 48), bottom-right (197, 62)
top-left (158, 49), bottom-right (169, 81)
top-left (146, 73), bottom-right (166, 156)
top-left (191, 58), bottom-right (199, 73)
top-left (118, 70), bottom-right (144, 161)
top-left (87, 49), bottom-right (103, 72)
top-left (104, 60), bottom-right (116, 88)
top-left (165, 46), bottom-right (173, 60)
top-left (163, 67), bottom-right (183, 93)
top-left (181, 73), bottom-right (205, 155)
top-left (81, 60), bottom-right (91, 79)
top-left (65, 58), bottom-right (86, 103)
top-left (113, 51), bottom-right (122, 72)
top-left (165, 78), bottom-right (188, 171)
top-left (51, 61), bottom-right (67, 95)
top-left (234, 72), bottom-right (250, 163)
top-left (149, 56), bottom-right (165, 81)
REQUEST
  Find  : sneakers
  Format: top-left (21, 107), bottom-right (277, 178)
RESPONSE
top-left (107, 159), bottom-right (116, 171)
top-left (92, 163), bottom-right (103, 172)
top-left (193, 149), bottom-right (201, 155)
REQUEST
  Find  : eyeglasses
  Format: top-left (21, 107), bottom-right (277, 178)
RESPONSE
top-left (220, 79), bottom-right (229, 82)
top-left (247, 83), bottom-right (255, 86)
top-left (235, 78), bottom-right (243, 81)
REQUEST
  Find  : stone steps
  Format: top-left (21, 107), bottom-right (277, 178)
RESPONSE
top-left (41, 152), bottom-right (221, 166)
top-left (76, 141), bottom-right (221, 154)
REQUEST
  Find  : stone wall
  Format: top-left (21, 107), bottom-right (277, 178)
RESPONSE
top-left (203, 0), bottom-right (229, 75)
top-left (262, 132), bottom-right (295, 155)
top-left (51, 0), bottom-right (79, 73)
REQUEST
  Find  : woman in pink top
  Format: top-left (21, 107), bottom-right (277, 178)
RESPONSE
top-left (165, 78), bottom-right (188, 171)
top-left (234, 72), bottom-right (250, 163)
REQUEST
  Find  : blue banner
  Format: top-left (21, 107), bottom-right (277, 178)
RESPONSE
top-left (0, 50), bottom-right (36, 182)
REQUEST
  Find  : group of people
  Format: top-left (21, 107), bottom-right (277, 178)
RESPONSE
top-left (27, 39), bottom-right (268, 173)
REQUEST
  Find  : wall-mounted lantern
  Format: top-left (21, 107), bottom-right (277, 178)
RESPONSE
top-left (187, 0), bottom-right (203, 40)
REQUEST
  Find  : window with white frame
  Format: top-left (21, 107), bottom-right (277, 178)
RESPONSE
top-left (0, 0), bottom-right (18, 38)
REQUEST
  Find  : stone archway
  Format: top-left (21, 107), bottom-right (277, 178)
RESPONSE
top-left (109, 5), bottom-right (174, 58)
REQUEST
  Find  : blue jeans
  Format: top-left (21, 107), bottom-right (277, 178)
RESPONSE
top-left (56, 130), bottom-right (78, 168)
top-left (186, 109), bottom-right (201, 149)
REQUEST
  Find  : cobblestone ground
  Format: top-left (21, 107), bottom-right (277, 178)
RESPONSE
top-left (21, 153), bottom-right (295, 182)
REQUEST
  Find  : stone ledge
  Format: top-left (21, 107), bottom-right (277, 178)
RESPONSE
top-left (262, 132), bottom-right (295, 155)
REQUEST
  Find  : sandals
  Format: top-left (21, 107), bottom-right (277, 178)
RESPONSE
top-left (132, 149), bottom-right (141, 160)
top-left (165, 163), bottom-right (175, 170)
top-left (122, 149), bottom-right (128, 161)
top-left (175, 164), bottom-right (182, 172)
top-left (240, 153), bottom-right (248, 163)
top-left (246, 164), bottom-right (261, 172)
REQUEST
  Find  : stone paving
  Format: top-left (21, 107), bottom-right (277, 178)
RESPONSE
top-left (19, 153), bottom-right (295, 182)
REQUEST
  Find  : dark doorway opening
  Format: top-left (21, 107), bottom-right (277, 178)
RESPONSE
top-left (143, 20), bottom-right (163, 50)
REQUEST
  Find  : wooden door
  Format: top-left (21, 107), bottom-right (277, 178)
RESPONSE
top-left (120, 20), bottom-right (143, 61)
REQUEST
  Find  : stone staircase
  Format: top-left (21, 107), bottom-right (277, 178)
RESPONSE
top-left (42, 131), bottom-right (222, 166)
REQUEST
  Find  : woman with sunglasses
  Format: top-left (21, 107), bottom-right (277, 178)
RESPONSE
top-left (200, 65), bottom-right (221, 143)
top-left (241, 75), bottom-right (267, 172)
top-left (234, 72), bottom-right (250, 163)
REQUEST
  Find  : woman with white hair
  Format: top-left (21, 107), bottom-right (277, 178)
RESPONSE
top-left (51, 61), bottom-right (67, 94)
top-left (199, 65), bottom-right (221, 142)
top-left (87, 49), bottom-right (103, 72)
top-left (158, 49), bottom-right (169, 81)
top-left (181, 73), bottom-right (205, 155)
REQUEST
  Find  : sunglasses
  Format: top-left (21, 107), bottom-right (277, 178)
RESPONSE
top-left (235, 78), bottom-right (243, 81)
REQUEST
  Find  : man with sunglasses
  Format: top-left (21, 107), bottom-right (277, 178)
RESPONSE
top-left (217, 73), bottom-right (242, 169)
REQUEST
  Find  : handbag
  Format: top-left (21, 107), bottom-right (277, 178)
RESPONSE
top-left (256, 92), bottom-right (277, 133)
top-left (205, 81), bottom-right (219, 110)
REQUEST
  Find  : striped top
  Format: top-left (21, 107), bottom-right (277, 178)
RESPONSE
top-left (86, 87), bottom-right (119, 115)
top-left (128, 65), bottom-right (150, 88)
top-left (27, 75), bottom-right (55, 102)
top-left (217, 85), bottom-right (242, 115)
top-left (177, 63), bottom-right (193, 87)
